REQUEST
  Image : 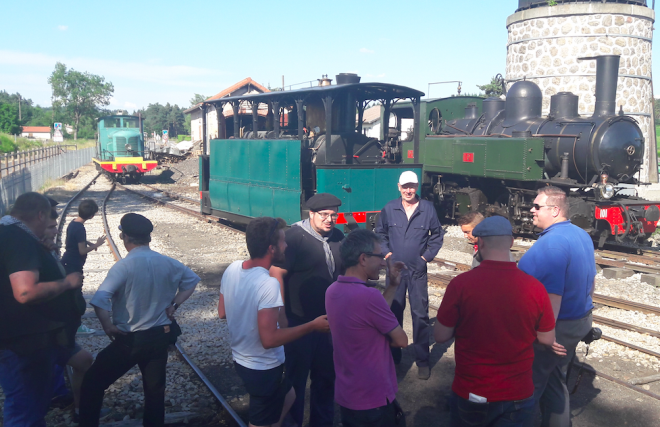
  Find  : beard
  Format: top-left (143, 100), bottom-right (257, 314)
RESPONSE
top-left (273, 247), bottom-right (286, 264)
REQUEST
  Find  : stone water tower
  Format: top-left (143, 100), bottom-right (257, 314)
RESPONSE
top-left (506, 0), bottom-right (657, 182)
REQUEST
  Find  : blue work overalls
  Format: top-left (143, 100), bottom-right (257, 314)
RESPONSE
top-left (375, 197), bottom-right (444, 367)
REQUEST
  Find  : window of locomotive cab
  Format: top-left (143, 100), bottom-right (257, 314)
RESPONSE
top-left (104, 118), bottom-right (121, 128)
top-left (123, 118), bottom-right (139, 128)
top-left (429, 108), bottom-right (442, 134)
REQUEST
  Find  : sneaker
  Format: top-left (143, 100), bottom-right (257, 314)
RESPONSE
top-left (417, 365), bottom-right (431, 380)
top-left (77, 324), bottom-right (96, 336)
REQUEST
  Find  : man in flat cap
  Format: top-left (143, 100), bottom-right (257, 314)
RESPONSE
top-left (434, 216), bottom-right (565, 427)
top-left (79, 213), bottom-right (200, 427)
top-left (375, 170), bottom-right (444, 380)
top-left (270, 193), bottom-right (344, 427)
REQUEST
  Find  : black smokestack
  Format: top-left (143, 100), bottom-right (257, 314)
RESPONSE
top-left (579, 55), bottom-right (621, 117)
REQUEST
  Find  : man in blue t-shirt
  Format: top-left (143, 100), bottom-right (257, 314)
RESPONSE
top-left (518, 186), bottom-right (596, 427)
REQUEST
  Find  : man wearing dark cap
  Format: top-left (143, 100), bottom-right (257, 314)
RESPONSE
top-left (0, 192), bottom-right (83, 426)
top-left (375, 170), bottom-right (444, 380)
top-left (79, 213), bottom-right (200, 427)
top-left (434, 216), bottom-right (565, 427)
top-left (270, 193), bottom-right (344, 427)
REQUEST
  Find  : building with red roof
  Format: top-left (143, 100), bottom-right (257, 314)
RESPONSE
top-left (21, 126), bottom-right (51, 140)
top-left (185, 77), bottom-right (270, 144)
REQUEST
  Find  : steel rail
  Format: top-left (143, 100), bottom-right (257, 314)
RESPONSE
top-left (593, 315), bottom-right (660, 339)
top-left (100, 183), bottom-right (247, 427)
top-left (427, 294), bottom-right (660, 401)
top-left (115, 183), bottom-right (244, 235)
top-left (138, 183), bottom-right (200, 206)
top-left (570, 361), bottom-right (660, 402)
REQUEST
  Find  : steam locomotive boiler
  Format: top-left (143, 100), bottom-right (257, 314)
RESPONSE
top-left (417, 55), bottom-right (657, 248)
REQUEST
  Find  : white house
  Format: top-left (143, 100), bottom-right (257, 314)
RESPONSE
top-left (21, 126), bottom-right (51, 140)
top-left (184, 77), bottom-right (270, 144)
top-left (361, 105), bottom-right (413, 141)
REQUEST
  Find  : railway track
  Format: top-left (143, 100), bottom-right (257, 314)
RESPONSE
top-left (56, 175), bottom-right (247, 427)
top-left (105, 181), bottom-right (660, 403)
top-left (427, 257), bottom-right (660, 400)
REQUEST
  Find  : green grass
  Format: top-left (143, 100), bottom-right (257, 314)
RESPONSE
top-left (657, 125), bottom-right (660, 160)
top-left (0, 133), bottom-right (96, 153)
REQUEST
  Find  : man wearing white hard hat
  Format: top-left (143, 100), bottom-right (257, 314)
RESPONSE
top-left (375, 170), bottom-right (444, 380)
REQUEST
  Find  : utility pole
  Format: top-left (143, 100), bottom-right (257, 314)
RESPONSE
top-left (282, 75), bottom-right (285, 91)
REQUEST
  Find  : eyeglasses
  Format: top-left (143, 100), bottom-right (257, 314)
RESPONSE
top-left (532, 204), bottom-right (556, 210)
top-left (316, 212), bottom-right (339, 221)
top-left (364, 252), bottom-right (386, 259)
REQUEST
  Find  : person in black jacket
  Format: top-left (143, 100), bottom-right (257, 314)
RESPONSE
top-left (0, 192), bottom-right (82, 426)
top-left (375, 171), bottom-right (444, 380)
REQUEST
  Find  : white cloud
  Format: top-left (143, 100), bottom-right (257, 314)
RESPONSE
top-left (58, 25), bottom-right (68, 31)
top-left (124, 101), bottom-right (137, 109)
top-left (0, 50), bottom-right (225, 87)
top-left (359, 48), bottom-right (374, 54)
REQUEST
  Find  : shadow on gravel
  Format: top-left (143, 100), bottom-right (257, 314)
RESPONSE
top-left (141, 168), bottom-right (176, 184)
top-left (198, 263), bottom-right (231, 288)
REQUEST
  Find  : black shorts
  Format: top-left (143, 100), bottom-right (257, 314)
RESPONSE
top-left (234, 362), bottom-right (291, 426)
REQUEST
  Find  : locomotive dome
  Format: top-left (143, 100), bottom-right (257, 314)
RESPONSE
top-left (506, 0), bottom-right (656, 182)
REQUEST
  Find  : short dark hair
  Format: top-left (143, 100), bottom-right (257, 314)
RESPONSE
top-left (340, 229), bottom-right (381, 268)
top-left (125, 233), bottom-right (151, 246)
top-left (10, 192), bottom-right (52, 221)
top-left (457, 211), bottom-right (484, 227)
top-left (538, 186), bottom-right (569, 217)
top-left (246, 217), bottom-right (286, 259)
top-left (78, 200), bottom-right (99, 220)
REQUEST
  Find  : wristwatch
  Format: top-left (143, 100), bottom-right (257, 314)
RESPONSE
top-left (171, 302), bottom-right (179, 310)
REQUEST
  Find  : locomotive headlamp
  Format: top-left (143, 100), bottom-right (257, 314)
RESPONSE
top-left (600, 183), bottom-right (615, 199)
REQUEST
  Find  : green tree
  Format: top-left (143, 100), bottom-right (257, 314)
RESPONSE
top-left (477, 75), bottom-right (506, 98)
top-left (189, 94), bottom-right (207, 107)
top-left (654, 98), bottom-right (660, 122)
top-left (0, 103), bottom-right (22, 134)
top-left (48, 62), bottom-right (114, 140)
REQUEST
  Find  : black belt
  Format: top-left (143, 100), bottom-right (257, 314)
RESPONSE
top-left (116, 320), bottom-right (181, 347)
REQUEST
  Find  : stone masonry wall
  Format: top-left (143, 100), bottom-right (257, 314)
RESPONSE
top-left (506, 4), bottom-right (656, 182)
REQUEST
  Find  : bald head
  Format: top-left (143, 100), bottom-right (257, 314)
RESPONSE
top-left (477, 235), bottom-right (514, 262)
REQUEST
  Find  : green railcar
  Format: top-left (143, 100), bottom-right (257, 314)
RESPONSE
top-left (94, 115), bottom-right (157, 183)
top-left (199, 80), bottom-right (428, 230)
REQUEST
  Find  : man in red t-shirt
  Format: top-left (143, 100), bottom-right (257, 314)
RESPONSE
top-left (434, 216), bottom-right (566, 427)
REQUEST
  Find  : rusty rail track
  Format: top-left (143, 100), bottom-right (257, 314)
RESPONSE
top-left (93, 181), bottom-right (247, 427)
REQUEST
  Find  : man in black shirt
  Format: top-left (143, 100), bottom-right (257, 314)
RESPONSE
top-left (0, 192), bottom-right (83, 426)
top-left (270, 193), bottom-right (344, 427)
top-left (61, 199), bottom-right (106, 275)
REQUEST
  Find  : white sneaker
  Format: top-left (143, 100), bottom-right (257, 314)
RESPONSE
top-left (77, 324), bottom-right (96, 336)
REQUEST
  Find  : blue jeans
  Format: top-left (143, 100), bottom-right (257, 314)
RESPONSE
top-left (0, 348), bottom-right (59, 427)
top-left (450, 393), bottom-right (534, 427)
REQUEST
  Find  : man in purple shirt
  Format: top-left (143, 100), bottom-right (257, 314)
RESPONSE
top-left (326, 229), bottom-right (408, 427)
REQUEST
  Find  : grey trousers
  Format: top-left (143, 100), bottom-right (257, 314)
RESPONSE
top-left (526, 312), bottom-right (592, 427)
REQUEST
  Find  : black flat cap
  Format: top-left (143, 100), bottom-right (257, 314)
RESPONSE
top-left (120, 213), bottom-right (153, 236)
top-left (46, 197), bottom-right (59, 207)
top-left (306, 193), bottom-right (342, 212)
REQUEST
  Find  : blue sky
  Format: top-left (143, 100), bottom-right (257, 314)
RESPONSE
top-left (0, 0), bottom-right (656, 111)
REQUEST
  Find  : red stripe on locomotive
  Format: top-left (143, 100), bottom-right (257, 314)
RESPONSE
top-left (595, 204), bottom-right (660, 235)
